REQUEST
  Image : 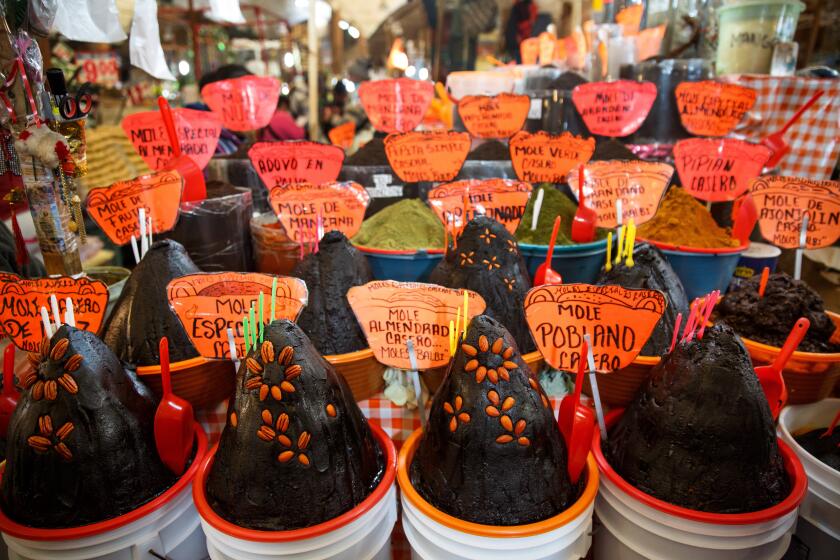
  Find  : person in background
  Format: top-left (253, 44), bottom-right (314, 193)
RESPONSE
top-left (259, 96), bottom-right (305, 141)
top-left (188, 64), bottom-right (253, 154)
top-left (321, 80), bottom-right (348, 138)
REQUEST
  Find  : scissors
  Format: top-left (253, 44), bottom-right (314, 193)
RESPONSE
top-left (57, 82), bottom-right (94, 120)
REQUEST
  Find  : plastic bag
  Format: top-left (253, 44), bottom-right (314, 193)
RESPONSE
top-left (207, 0), bottom-right (245, 24)
top-left (52, 0), bottom-right (127, 43)
top-left (28, 0), bottom-right (58, 36)
top-left (129, 0), bottom-right (176, 81)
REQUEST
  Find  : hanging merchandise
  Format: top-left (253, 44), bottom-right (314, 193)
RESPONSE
top-left (27, 0), bottom-right (59, 36)
top-left (52, 0), bottom-right (127, 43)
top-left (130, 0), bottom-right (176, 81)
top-left (207, 0), bottom-right (245, 24)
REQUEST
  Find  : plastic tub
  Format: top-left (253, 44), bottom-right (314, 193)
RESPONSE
top-left (445, 71), bottom-right (516, 101)
top-left (0, 424), bottom-right (208, 560)
top-left (137, 357), bottom-right (236, 410)
top-left (355, 246), bottom-right (444, 283)
top-left (193, 423), bottom-right (397, 560)
top-left (205, 154), bottom-right (271, 213)
top-left (729, 241), bottom-right (782, 292)
top-left (593, 410), bottom-right (807, 560)
top-left (778, 399), bottom-right (840, 558)
top-left (645, 239), bottom-right (747, 301)
top-left (250, 213), bottom-right (306, 276)
top-left (326, 348), bottom-right (386, 402)
top-left (398, 428), bottom-right (597, 559)
top-left (716, 0), bottom-right (805, 75)
top-left (519, 239), bottom-right (608, 285)
top-left (583, 356), bottom-right (659, 407)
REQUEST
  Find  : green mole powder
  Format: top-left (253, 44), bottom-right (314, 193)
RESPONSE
top-left (515, 186), bottom-right (609, 245)
top-left (352, 199), bottom-right (445, 250)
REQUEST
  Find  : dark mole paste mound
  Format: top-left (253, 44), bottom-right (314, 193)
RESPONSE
top-left (206, 320), bottom-right (384, 530)
top-left (466, 140), bottom-right (510, 161)
top-left (293, 231), bottom-right (372, 355)
top-left (429, 215), bottom-right (535, 353)
top-left (103, 239), bottom-right (200, 367)
top-left (596, 242), bottom-right (689, 356)
top-left (794, 428), bottom-right (840, 472)
top-left (607, 324), bottom-right (790, 513)
top-left (410, 315), bottom-right (580, 525)
top-left (345, 137), bottom-right (388, 166)
top-left (2, 326), bottom-right (176, 528)
top-left (716, 272), bottom-right (840, 354)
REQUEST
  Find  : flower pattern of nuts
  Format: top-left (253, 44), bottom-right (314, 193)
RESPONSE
top-left (22, 337), bottom-right (81, 402)
top-left (459, 251), bottom-right (475, 265)
top-left (479, 228), bottom-right (497, 244)
top-left (443, 395), bottom-right (470, 432)
top-left (27, 414), bottom-right (74, 461)
top-left (462, 335), bottom-right (518, 384)
top-left (244, 341), bottom-right (302, 402)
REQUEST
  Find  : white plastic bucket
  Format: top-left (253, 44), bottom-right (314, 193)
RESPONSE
top-left (593, 410), bottom-right (807, 560)
top-left (194, 423), bottom-right (398, 560)
top-left (0, 425), bottom-right (209, 560)
top-left (778, 399), bottom-right (840, 558)
top-left (398, 429), bottom-right (599, 560)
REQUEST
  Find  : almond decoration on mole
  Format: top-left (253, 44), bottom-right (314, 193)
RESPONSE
top-left (444, 395), bottom-right (471, 432)
top-left (326, 403), bottom-right (336, 417)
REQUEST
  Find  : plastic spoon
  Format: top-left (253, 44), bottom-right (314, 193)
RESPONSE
top-left (820, 409), bottom-right (840, 439)
top-left (755, 318), bottom-right (809, 420)
top-left (761, 90), bottom-right (825, 168)
top-left (157, 96), bottom-right (207, 202)
top-left (0, 345), bottom-right (19, 438)
top-left (154, 337), bottom-right (195, 475)
top-left (533, 216), bottom-right (563, 285)
top-left (558, 340), bottom-right (595, 484)
top-left (571, 166), bottom-right (597, 243)
top-left (732, 194), bottom-right (758, 246)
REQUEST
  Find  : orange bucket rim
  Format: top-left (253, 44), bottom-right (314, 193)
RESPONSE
top-left (397, 428), bottom-right (599, 538)
top-left (325, 347), bottom-right (376, 364)
top-left (136, 355), bottom-right (208, 375)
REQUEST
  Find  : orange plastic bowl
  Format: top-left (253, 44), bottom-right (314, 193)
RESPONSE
top-left (325, 348), bottom-right (386, 402)
top-left (583, 355), bottom-right (660, 407)
top-left (137, 357), bottom-right (235, 410)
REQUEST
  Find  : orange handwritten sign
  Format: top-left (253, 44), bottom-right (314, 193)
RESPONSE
top-left (358, 78), bottom-right (435, 134)
top-left (328, 121), bottom-right (356, 150)
top-left (427, 179), bottom-right (532, 235)
top-left (510, 131), bottom-right (595, 183)
top-left (268, 181), bottom-right (370, 241)
top-left (636, 25), bottom-right (666, 61)
top-left (347, 280), bottom-right (486, 370)
top-left (538, 32), bottom-right (557, 64)
top-left (567, 161), bottom-right (673, 227)
top-left (572, 80), bottom-right (657, 137)
top-left (167, 272), bottom-right (308, 360)
top-left (520, 37), bottom-right (539, 65)
top-left (674, 138), bottom-right (771, 202)
top-left (749, 176), bottom-right (840, 249)
top-left (0, 274), bottom-right (109, 352)
top-left (675, 81), bottom-right (757, 137)
top-left (85, 170), bottom-right (183, 245)
top-left (524, 284), bottom-right (666, 373)
top-left (121, 108), bottom-right (221, 171)
top-left (201, 75), bottom-right (281, 131)
top-left (616, 4), bottom-right (644, 35)
top-left (384, 131), bottom-right (471, 182)
top-left (248, 141), bottom-right (345, 189)
top-left (457, 93), bottom-right (530, 139)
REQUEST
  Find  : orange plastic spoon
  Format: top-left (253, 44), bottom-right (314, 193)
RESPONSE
top-left (755, 318), bottom-right (809, 420)
top-left (154, 337), bottom-right (195, 475)
top-left (158, 96), bottom-right (207, 202)
top-left (0, 345), bottom-right (19, 438)
top-left (534, 216), bottom-right (563, 285)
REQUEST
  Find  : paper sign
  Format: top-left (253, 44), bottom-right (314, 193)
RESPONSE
top-left (358, 78), bottom-right (435, 134)
top-left (0, 274), bottom-right (109, 352)
top-left (572, 80), bottom-right (657, 137)
top-left (347, 280), bottom-right (486, 370)
top-left (248, 141), bottom-right (345, 189)
top-left (384, 131), bottom-right (471, 183)
top-left (328, 121), bottom-right (356, 150)
top-left (674, 138), bottom-right (772, 202)
top-left (121, 108), bottom-right (222, 171)
top-left (268, 181), bottom-right (370, 241)
top-left (201, 75), bottom-right (281, 131)
top-left (749, 176), bottom-right (840, 249)
top-left (520, 37), bottom-right (539, 65)
top-left (567, 161), bottom-right (673, 228)
top-left (510, 131), bottom-right (595, 183)
top-left (524, 284), bottom-right (666, 373)
top-left (636, 25), bottom-right (666, 61)
top-left (538, 32), bottom-right (557, 64)
top-left (167, 273), bottom-right (308, 360)
top-left (457, 93), bottom-right (530, 139)
top-left (675, 81), bottom-right (757, 137)
top-left (616, 4), bottom-right (644, 35)
top-left (85, 170), bottom-right (184, 245)
top-left (427, 179), bottom-right (532, 234)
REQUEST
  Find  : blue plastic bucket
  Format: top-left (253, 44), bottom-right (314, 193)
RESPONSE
top-left (355, 246), bottom-right (445, 282)
top-left (519, 238), bottom-right (609, 284)
top-left (649, 240), bottom-right (748, 301)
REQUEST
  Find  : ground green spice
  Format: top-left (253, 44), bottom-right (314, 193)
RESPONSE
top-left (352, 199), bottom-right (445, 250)
top-left (515, 186), bottom-right (609, 245)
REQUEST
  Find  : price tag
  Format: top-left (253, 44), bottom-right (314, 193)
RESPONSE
top-left (328, 121), bottom-right (356, 149)
top-left (347, 280), bottom-right (486, 370)
top-left (750, 176), bottom-right (840, 249)
top-left (520, 37), bottom-right (539, 65)
top-left (85, 170), bottom-right (183, 245)
top-left (572, 80), bottom-right (657, 137)
top-left (427, 179), bottom-right (532, 234)
top-left (121, 108), bottom-right (222, 171)
top-left (268, 181), bottom-right (370, 241)
top-left (384, 131), bottom-right (471, 182)
top-left (358, 78), bottom-right (435, 134)
top-left (674, 138), bottom-right (771, 202)
top-left (201, 75), bottom-right (281, 131)
top-left (457, 93), bottom-right (530, 139)
top-left (510, 130), bottom-right (595, 183)
top-left (524, 284), bottom-right (666, 373)
top-left (248, 141), bottom-right (345, 189)
top-left (675, 81), bottom-right (757, 137)
top-left (167, 272), bottom-right (308, 360)
top-left (0, 274), bottom-right (109, 352)
top-left (567, 160), bottom-right (673, 228)
top-left (76, 51), bottom-right (120, 87)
